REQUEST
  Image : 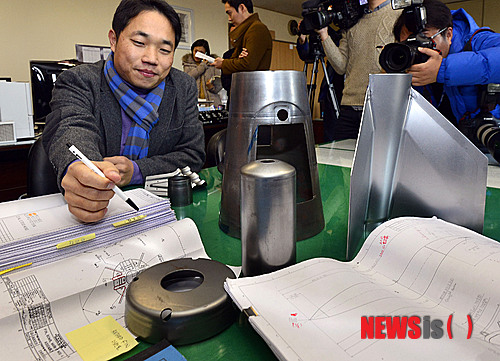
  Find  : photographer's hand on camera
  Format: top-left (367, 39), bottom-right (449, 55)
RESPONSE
top-left (408, 47), bottom-right (443, 86)
top-left (316, 27), bottom-right (329, 42)
top-left (295, 20), bottom-right (307, 45)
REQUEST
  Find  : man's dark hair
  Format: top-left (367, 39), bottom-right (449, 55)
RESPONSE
top-left (112, 0), bottom-right (182, 48)
top-left (393, 0), bottom-right (453, 41)
top-left (191, 39), bottom-right (211, 55)
top-left (221, 0), bottom-right (254, 14)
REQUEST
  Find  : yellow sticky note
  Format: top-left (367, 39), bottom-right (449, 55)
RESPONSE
top-left (0, 262), bottom-right (32, 276)
top-left (56, 233), bottom-right (96, 249)
top-left (66, 316), bottom-right (138, 361)
top-left (112, 214), bottom-right (147, 228)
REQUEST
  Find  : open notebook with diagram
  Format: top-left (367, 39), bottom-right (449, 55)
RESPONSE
top-left (225, 217), bottom-right (500, 361)
top-left (0, 216), bottom-right (208, 361)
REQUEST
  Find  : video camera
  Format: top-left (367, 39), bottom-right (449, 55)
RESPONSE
top-left (288, 0), bottom-right (366, 36)
top-left (379, 0), bottom-right (437, 73)
top-left (458, 84), bottom-right (500, 163)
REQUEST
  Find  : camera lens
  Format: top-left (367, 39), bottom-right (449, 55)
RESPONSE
top-left (311, 10), bottom-right (331, 30)
top-left (477, 123), bottom-right (500, 163)
top-left (379, 43), bottom-right (414, 73)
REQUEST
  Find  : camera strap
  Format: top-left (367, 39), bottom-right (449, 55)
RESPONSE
top-left (426, 84), bottom-right (446, 108)
top-left (463, 28), bottom-right (495, 52)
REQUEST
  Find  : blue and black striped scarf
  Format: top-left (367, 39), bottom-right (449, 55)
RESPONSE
top-left (103, 53), bottom-right (165, 160)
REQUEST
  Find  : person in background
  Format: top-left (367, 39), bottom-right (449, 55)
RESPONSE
top-left (297, 27), bottom-right (344, 142)
top-left (220, 24), bottom-right (236, 95)
top-left (220, 47), bottom-right (235, 94)
top-left (42, 0), bottom-right (205, 223)
top-left (393, 0), bottom-right (500, 124)
top-left (317, 0), bottom-right (401, 140)
top-left (182, 39), bottom-right (222, 108)
top-left (212, 0), bottom-right (272, 84)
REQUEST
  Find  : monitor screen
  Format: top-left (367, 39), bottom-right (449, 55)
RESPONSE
top-left (29, 60), bottom-right (79, 124)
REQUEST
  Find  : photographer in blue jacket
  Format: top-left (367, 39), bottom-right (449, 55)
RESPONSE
top-left (393, 0), bottom-right (500, 123)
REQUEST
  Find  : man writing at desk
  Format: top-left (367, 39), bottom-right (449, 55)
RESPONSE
top-left (42, 0), bottom-right (205, 223)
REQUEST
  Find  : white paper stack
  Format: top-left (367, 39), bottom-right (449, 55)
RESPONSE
top-left (0, 188), bottom-right (176, 272)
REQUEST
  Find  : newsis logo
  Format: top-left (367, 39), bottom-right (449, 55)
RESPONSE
top-left (361, 315), bottom-right (473, 340)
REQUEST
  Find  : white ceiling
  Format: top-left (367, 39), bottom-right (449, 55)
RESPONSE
top-left (253, 0), bottom-right (469, 18)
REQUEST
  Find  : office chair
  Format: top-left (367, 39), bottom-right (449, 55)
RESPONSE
top-left (206, 128), bottom-right (226, 173)
top-left (27, 138), bottom-right (60, 197)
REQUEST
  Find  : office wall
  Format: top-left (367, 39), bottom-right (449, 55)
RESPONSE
top-left (447, 0), bottom-right (499, 31)
top-left (1, 0), bottom-right (116, 82)
top-left (0, 0), bottom-right (299, 82)
top-left (4, 0), bottom-right (496, 83)
top-left (482, 0), bottom-right (500, 31)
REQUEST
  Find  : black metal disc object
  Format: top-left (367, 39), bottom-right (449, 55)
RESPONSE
top-left (125, 258), bottom-right (237, 345)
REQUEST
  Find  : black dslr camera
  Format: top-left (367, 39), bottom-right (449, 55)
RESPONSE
top-left (289, 0), bottom-right (366, 36)
top-left (379, 0), bottom-right (437, 73)
top-left (458, 84), bottom-right (500, 163)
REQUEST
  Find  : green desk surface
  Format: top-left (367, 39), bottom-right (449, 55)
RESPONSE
top-left (115, 163), bottom-right (500, 360)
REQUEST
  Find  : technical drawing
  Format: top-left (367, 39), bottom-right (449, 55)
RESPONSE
top-left (226, 218), bottom-right (500, 361)
top-left (254, 232), bottom-right (500, 358)
top-left (479, 303), bottom-right (500, 345)
top-left (79, 248), bottom-right (163, 324)
top-left (0, 218), bottom-right (206, 361)
top-left (4, 275), bottom-right (75, 360)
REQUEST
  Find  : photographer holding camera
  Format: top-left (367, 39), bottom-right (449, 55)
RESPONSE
top-left (316, 0), bottom-right (401, 140)
top-left (392, 0), bottom-right (500, 125)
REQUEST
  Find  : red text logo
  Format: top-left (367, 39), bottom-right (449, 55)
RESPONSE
top-left (361, 315), bottom-right (473, 340)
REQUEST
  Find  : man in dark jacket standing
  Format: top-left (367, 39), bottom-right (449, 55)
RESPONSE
top-left (42, 0), bottom-right (205, 223)
top-left (212, 0), bottom-right (272, 78)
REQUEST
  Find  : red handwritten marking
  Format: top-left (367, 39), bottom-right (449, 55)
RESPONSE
top-left (447, 314), bottom-right (453, 339)
top-left (467, 315), bottom-right (473, 339)
top-left (290, 313), bottom-right (297, 316)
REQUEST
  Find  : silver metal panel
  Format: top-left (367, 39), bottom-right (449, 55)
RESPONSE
top-left (347, 73), bottom-right (488, 260)
top-left (220, 70), bottom-right (324, 240)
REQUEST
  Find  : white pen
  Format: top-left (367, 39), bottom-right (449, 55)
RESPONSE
top-left (67, 144), bottom-right (140, 212)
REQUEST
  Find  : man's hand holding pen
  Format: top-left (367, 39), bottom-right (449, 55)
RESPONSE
top-left (62, 160), bottom-right (122, 223)
top-left (65, 144), bottom-right (140, 222)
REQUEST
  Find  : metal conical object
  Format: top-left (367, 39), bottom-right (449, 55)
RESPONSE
top-left (219, 70), bottom-right (324, 240)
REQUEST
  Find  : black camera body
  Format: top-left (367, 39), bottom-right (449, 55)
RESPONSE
top-left (379, 2), bottom-right (436, 73)
top-left (297, 0), bottom-right (365, 35)
top-left (379, 33), bottom-right (434, 73)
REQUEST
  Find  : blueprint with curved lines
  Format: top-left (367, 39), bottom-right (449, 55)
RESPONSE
top-left (225, 217), bottom-right (500, 361)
